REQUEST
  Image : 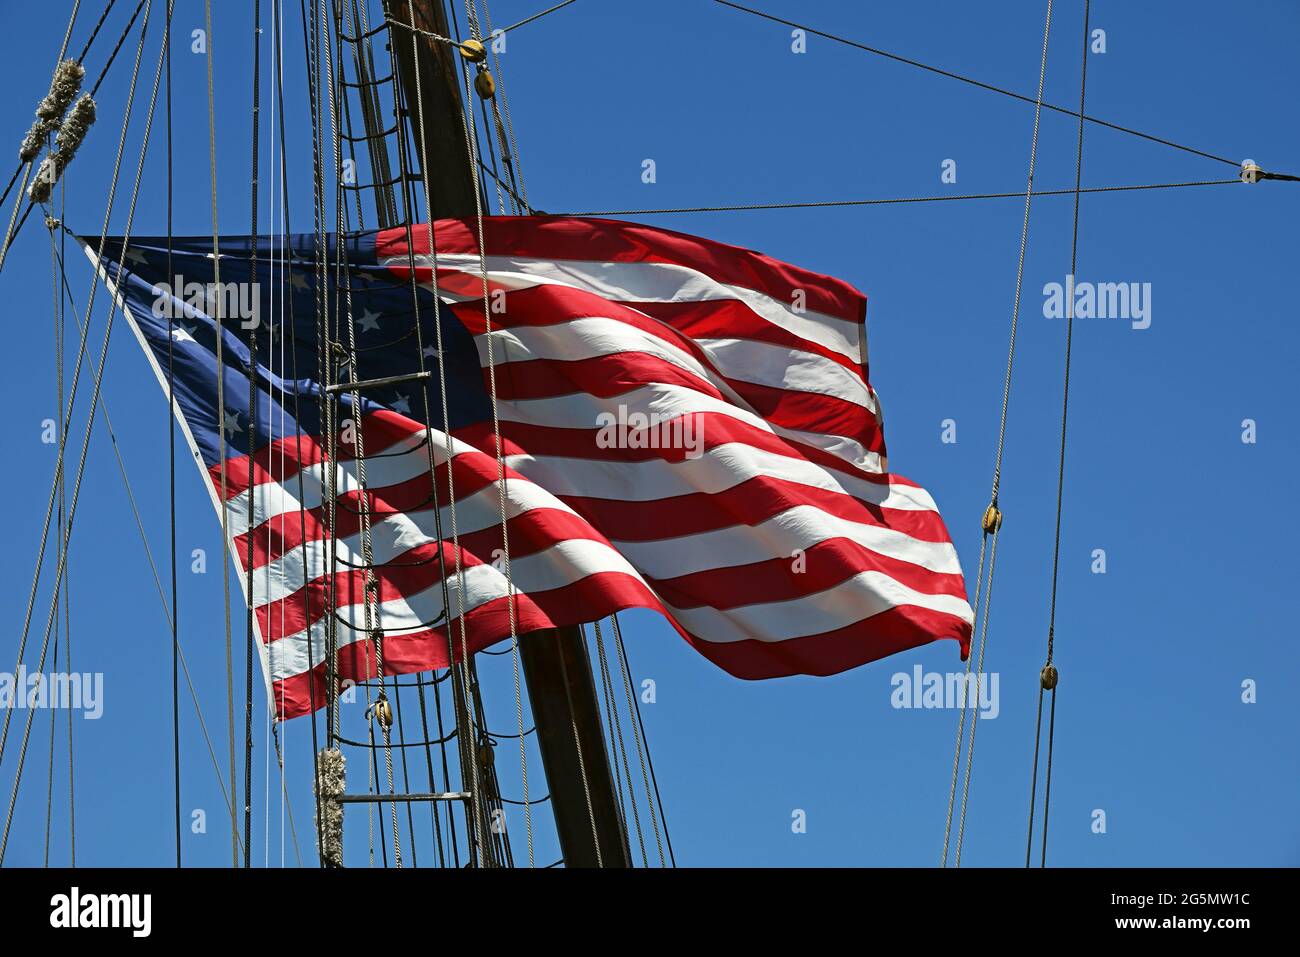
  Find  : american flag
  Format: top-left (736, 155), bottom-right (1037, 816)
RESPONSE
top-left (86, 216), bottom-right (973, 719)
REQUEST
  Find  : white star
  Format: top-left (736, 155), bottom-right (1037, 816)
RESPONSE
top-left (422, 344), bottom-right (440, 359)
top-left (357, 310), bottom-right (381, 333)
top-left (170, 323), bottom-right (197, 343)
top-left (289, 271), bottom-right (310, 291)
top-left (390, 394), bottom-right (411, 415)
top-left (223, 412), bottom-right (243, 438)
top-left (124, 247), bottom-right (149, 266)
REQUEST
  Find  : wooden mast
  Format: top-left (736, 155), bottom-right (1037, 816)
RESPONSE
top-left (382, 0), bottom-right (631, 868)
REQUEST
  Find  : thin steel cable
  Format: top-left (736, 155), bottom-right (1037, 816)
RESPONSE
top-left (400, 0), bottom-right (483, 858)
top-left (76, 0), bottom-right (117, 62)
top-left (1039, 686), bottom-right (1059, 866)
top-left (940, 530), bottom-right (987, 866)
top-left (385, 0), bottom-right (577, 42)
top-left (713, 0), bottom-right (1241, 168)
top-left (611, 614), bottom-right (673, 866)
top-left (478, 0), bottom-right (528, 208)
top-left (610, 616), bottom-right (665, 866)
top-left (43, 214), bottom-right (64, 870)
top-left (593, 637), bottom-right (629, 832)
top-left (57, 192), bottom-right (75, 867)
top-left (498, 0), bottom-right (576, 36)
top-left (475, 0), bottom-right (536, 865)
top-left (89, 0), bottom-right (149, 96)
top-left (202, 0), bottom-right (241, 869)
top-left (1027, 0), bottom-right (1092, 870)
top-left (395, 0), bottom-right (478, 866)
top-left (594, 620), bottom-right (644, 865)
top-left (952, 0), bottom-right (1055, 869)
top-left (0, 0), bottom-right (152, 805)
top-left (280, 0), bottom-right (329, 867)
top-left (1024, 681), bottom-right (1047, 866)
top-left (243, 0), bottom-right (263, 871)
top-left (0, 0), bottom-right (141, 278)
top-left (447, 0), bottom-right (509, 862)
top-left (322, 0), bottom-right (402, 869)
top-left (48, 233), bottom-right (245, 844)
top-left (555, 180), bottom-right (1243, 217)
top-left (163, 0), bottom-right (179, 869)
top-left (449, 0), bottom-right (502, 865)
top-left (565, 626), bottom-right (603, 866)
top-left (0, 0), bottom-right (83, 274)
top-left (0, 1), bottom-right (165, 864)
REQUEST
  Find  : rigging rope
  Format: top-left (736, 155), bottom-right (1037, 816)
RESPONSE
top-left (243, 0), bottom-right (263, 871)
top-left (473, 0), bottom-right (537, 865)
top-left (0, 0), bottom-right (83, 272)
top-left (554, 180), bottom-right (1249, 217)
top-left (44, 196), bottom-right (68, 868)
top-left (594, 620), bottom-right (644, 864)
top-left (1, 0), bottom-right (164, 865)
top-left (46, 230), bottom-right (253, 847)
top-left (390, 0), bottom-right (494, 866)
top-left (454, 0), bottom-right (521, 867)
top-left (58, 198), bottom-right (75, 867)
top-left (202, 0), bottom-right (241, 869)
top-left (611, 614), bottom-right (672, 865)
top-left (1025, 0), bottom-right (1092, 870)
top-left (0, 0), bottom-right (153, 277)
top-left (712, 0), bottom-right (1243, 169)
top-left (163, 0), bottom-right (179, 869)
top-left (385, 0), bottom-right (579, 44)
top-left (942, 0), bottom-right (1054, 869)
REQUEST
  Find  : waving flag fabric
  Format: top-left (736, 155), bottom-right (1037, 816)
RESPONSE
top-left (86, 217), bottom-right (972, 719)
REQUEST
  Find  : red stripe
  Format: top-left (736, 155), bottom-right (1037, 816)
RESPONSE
top-left (723, 376), bottom-right (881, 450)
top-left (486, 412), bottom-right (889, 481)
top-left (650, 535), bottom-right (967, 611)
top-left (487, 351), bottom-right (727, 406)
top-left (690, 604), bottom-right (971, 680)
top-left (212, 408), bottom-right (429, 501)
top-left (375, 216), bottom-right (868, 326)
top-left (632, 298), bottom-right (868, 381)
top-left (464, 309), bottom-right (881, 447)
top-left (255, 505), bottom-right (618, 642)
top-left (564, 472), bottom-right (949, 544)
top-left (446, 282), bottom-right (876, 444)
top-left (253, 459), bottom-right (959, 642)
top-left (270, 570), bottom-right (664, 718)
top-left (235, 450), bottom-right (495, 570)
top-left (271, 589), bottom-right (966, 720)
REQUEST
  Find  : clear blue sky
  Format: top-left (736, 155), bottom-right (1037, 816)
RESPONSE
top-left (0, 0), bottom-right (1296, 867)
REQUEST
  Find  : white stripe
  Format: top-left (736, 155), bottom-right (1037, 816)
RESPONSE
top-left (480, 316), bottom-right (876, 417)
top-left (477, 315), bottom-right (749, 410)
top-left (249, 465), bottom-right (594, 607)
top-left (614, 502), bottom-right (962, 580)
top-left (667, 570), bottom-right (973, 645)
top-left (388, 252), bottom-right (864, 364)
top-left (506, 441), bottom-right (934, 510)
top-left (266, 537), bottom-right (648, 680)
top-left (226, 424), bottom-right (439, 530)
top-left (495, 381), bottom-right (883, 474)
top-left (267, 537), bottom-right (968, 680)
top-left (695, 336), bottom-right (876, 412)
